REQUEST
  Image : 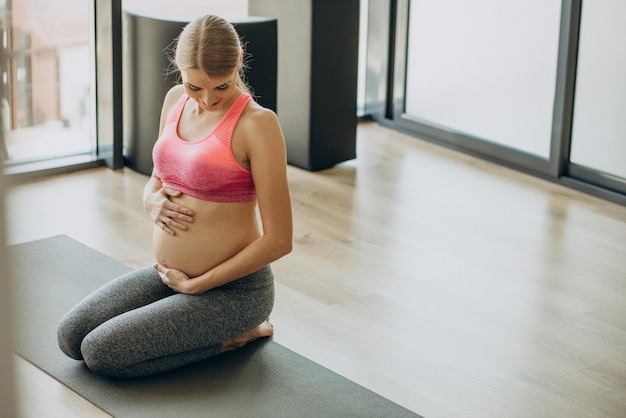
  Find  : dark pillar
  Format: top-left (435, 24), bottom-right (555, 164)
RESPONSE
top-left (249, 0), bottom-right (360, 171)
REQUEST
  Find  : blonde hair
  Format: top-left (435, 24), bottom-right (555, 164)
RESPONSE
top-left (171, 15), bottom-right (250, 94)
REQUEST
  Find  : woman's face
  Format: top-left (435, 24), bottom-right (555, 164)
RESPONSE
top-left (180, 68), bottom-right (238, 112)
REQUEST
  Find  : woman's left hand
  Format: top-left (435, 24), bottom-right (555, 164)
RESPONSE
top-left (155, 264), bottom-right (200, 295)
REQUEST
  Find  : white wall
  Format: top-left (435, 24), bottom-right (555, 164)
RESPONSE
top-left (123, 0), bottom-right (248, 19)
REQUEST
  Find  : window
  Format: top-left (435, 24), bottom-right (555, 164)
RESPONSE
top-left (1, 0), bottom-right (94, 166)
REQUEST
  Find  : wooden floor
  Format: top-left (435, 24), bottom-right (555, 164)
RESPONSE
top-left (6, 121), bottom-right (626, 418)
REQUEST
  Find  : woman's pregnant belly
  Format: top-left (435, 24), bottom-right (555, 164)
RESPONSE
top-left (153, 195), bottom-right (259, 277)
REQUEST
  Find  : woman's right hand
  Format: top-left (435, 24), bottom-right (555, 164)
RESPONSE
top-left (144, 186), bottom-right (194, 236)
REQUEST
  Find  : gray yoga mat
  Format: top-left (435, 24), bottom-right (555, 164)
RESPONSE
top-left (9, 235), bottom-right (421, 418)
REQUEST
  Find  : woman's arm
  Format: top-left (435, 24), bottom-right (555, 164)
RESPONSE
top-left (143, 85), bottom-right (194, 235)
top-left (158, 107), bottom-right (293, 294)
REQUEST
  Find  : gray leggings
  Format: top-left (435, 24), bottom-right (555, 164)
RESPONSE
top-left (57, 265), bottom-right (274, 378)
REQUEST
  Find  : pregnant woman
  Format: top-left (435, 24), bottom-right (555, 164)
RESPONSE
top-left (57, 14), bottom-right (292, 378)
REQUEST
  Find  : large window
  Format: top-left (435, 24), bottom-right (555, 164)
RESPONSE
top-left (1, 0), bottom-right (94, 165)
top-left (404, 0), bottom-right (561, 159)
top-left (364, 0), bottom-right (626, 205)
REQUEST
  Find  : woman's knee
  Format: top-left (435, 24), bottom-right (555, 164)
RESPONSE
top-left (57, 311), bottom-right (86, 360)
top-left (80, 329), bottom-right (128, 377)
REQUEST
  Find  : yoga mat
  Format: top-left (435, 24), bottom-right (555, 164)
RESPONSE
top-left (9, 235), bottom-right (421, 418)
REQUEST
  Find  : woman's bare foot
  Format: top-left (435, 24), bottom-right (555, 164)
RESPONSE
top-left (221, 319), bottom-right (274, 353)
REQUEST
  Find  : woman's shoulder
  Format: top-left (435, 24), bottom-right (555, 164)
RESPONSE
top-left (164, 85), bottom-right (186, 109)
top-left (241, 97), bottom-right (279, 129)
top-left (237, 97), bottom-right (284, 153)
top-left (159, 85), bottom-right (186, 133)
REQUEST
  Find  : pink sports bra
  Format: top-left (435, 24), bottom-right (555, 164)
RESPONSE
top-left (152, 92), bottom-right (256, 203)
